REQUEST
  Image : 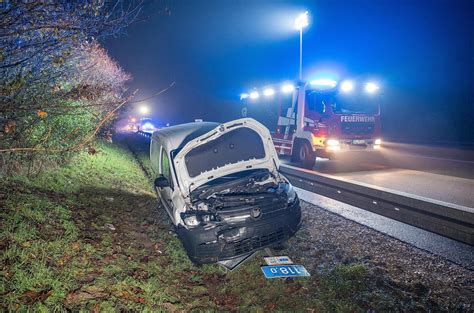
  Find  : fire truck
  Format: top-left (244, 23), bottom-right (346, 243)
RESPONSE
top-left (240, 78), bottom-right (382, 168)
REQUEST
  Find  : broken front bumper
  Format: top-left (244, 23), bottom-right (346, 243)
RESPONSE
top-left (175, 199), bottom-right (302, 264)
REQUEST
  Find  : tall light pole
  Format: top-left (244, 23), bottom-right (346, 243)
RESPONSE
top-left (294, 11), bottom-right (309, 80)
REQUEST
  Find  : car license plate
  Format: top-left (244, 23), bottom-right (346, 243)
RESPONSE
top-left (264, 256), bottom-right (293, 265)
top-left (261, 265), bottom-right (310, 278)
top-left (352, 140), bottom-right (366, 145)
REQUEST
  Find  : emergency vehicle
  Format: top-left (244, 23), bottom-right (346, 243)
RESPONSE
top-left (240, 79), bottom-right (382, 168)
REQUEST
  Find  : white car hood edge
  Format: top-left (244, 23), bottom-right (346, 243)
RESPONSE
top-left (173, 118), bottom-right (280, 198)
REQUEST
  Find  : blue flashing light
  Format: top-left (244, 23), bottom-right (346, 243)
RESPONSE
top-left (365, 82), bottom-right (379, 93)
top-left (249, 91), bottom-right (260, 99)
top-left (340, 80), bottom-right (354, 93)
top-left (310, 78), bottom-right (337, 88)
top-left (240, 93), bottom-right (249, 100)
top-left (142, 122), bottom-right (155, 131)
top-left (263, 88), bottom-right (275, 96)
top-left (281, 84), bottom-right (295, 93)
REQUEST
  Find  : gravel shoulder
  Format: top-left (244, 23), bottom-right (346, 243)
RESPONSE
top-left (288, 200), bottom-right (474, 311)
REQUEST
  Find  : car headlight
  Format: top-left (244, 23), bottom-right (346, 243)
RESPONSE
top-left (181, 212), bottom-right (217, 227)
top-left (183, 215), bottom-right (200, 226)
top-left (285, 183), bottom-right (297, 204)
top-left (267, 182), bottom-right (298, 204)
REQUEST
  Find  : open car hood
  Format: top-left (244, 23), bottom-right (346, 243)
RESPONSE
top-left (174, 118), bottom-right (280, 197)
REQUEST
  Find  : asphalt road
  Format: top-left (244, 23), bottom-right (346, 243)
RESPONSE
top-left (282, 142), bottom-right (474, 208)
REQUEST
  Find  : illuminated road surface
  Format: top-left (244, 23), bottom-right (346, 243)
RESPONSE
top-left (332, 169), bottom-right (474, 208)
top-left (282, 142), bottom-right (474, 208)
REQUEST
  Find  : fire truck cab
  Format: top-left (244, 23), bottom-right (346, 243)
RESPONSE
top-left (240, 79), bottom-right (382, 168)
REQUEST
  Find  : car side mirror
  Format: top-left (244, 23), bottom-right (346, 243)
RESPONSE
top-left (154, 175), bottom-right (170, 188)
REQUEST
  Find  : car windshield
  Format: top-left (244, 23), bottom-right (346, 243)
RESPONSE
top-left (184, 127), bottom-right (266, 178)
top-left (306, 89), bottom-right (379, 114)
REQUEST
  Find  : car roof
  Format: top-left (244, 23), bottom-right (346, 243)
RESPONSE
top-left (151, 121), bottom-right (219, 153)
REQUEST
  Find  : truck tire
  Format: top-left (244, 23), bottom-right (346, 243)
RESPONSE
top-left (290, 142), bottom-right (300, 163)
top-left (293, 140), bottom-right (316, 169)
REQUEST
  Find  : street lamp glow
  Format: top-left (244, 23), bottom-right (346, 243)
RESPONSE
top-left (340, 80), bottom-right (354, 93)
top-left (294, 11), bottom-right (309, 30)
top-left (240, 93), bottom-right (249, 100)
top-left (249, 91), bottom-right (259, 99)
top-left (139, 105), bottom-right (149, 115)
top-left (310, 78), bottom-right (337, 88)
top-left (281, 84), bottom-right (295, 93)
top-left (295, 11), bottom-right (309, 80)
top-left (365, 82), bottom-right (379, 93)
top-left (263, 88), bottom-right (275, 97)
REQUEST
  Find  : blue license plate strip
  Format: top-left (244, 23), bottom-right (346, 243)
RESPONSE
top-left (261, 264), bottom-right (310, 278)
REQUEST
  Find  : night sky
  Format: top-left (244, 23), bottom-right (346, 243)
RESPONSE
top-left (105, 0), bottom-right (474, 143)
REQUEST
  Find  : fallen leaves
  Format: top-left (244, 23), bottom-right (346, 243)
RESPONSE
top-left (105, 223), bottom-right (116, 231)
top-left (21, 289), bottom-right (52, 305)
top-left (87, 146), bottom-right (97, 155)
top-left (3, 120), bottom-right (16, 134)
top-left (162, 302), bottom-right (179, 312)
top-left (119, 290), bottom-right (146, 304)
top-left (20, 241), bottom-right (31, 248)
top-left (65, 286), bottom-right (108, 306)
top-left (75, 271), bottom-right (100, 284)
top-left (37, 110), bottom-right (48, 119)
top-left (71, 242), bottom-right (81, 251)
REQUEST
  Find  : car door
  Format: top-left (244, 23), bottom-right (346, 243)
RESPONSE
top-left (159, 146), bottom-right (175, 220)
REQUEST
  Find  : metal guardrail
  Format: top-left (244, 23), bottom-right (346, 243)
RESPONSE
top-left (280, 165), bottom-right (474, 245)
top-left (137, 130), bottom-right (152, 138)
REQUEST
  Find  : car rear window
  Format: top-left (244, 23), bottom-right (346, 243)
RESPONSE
top-left (184, 127), bottom-right (266, 178)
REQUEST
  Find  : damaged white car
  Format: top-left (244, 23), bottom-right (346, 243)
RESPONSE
top-left (150, 118), bottom-right (302, 266)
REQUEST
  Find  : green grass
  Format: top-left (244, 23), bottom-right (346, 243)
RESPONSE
top-left (1, 139), bottom-right (399, 311)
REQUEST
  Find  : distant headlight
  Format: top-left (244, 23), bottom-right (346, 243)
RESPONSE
top-left (326, 139), bottom-right (340, 146)
top-left (374, 138), bottom-right (382, 145)
top-left (365, 82), bottom-right (379, 93)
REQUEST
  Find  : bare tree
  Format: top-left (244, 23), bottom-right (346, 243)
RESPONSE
top-left (0, 1), bottom-right (145, 174)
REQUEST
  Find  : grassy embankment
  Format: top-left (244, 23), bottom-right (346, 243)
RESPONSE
top-left (1, 138), bottom-right (391, 311)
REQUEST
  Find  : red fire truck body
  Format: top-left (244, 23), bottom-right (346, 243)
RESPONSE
top-left (241, 79), bottom-right (382, 168)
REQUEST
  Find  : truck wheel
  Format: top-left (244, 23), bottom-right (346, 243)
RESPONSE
top-left (290, 142), bottom-right (300, 163)
top-left (293, 141), bottom-right (315, 169)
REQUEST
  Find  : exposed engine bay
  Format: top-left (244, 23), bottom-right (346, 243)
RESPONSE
top-left (181, 169), bottom-right (295, 228)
